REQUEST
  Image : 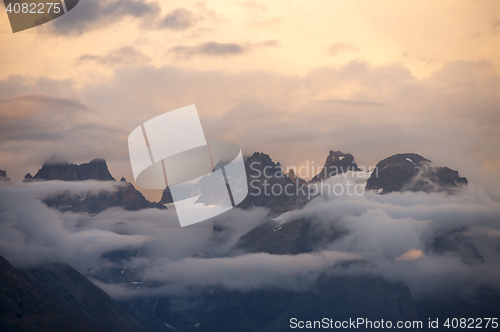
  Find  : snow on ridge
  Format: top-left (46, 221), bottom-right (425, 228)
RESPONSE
top-left (406, 158), bottom-right (420, 169)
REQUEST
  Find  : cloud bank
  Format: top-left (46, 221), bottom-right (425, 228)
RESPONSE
top-left (0, 177), bottom-right (499, 302)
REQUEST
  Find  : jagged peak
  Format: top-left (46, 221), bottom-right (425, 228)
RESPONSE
top-left (245, 152), bottom-right (280, 168)
top-left (30, 158), bottom-right (115, 182)
top-left (0, 169), bottom-right (11, 182)
top-left (367, 153), bottom-right (466, 194)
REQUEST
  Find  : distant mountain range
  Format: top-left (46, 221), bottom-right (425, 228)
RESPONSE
top-left (2, 150), bottom-right (468, 215)
top-left (0, 151), bottom-right (482, 332)
top-left (22, 158), bottom-right (165, 213)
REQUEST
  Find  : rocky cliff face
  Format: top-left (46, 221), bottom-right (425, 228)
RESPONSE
top-left (24, 159), bottom-right (165, 213)
top-left (0, 255), bottom-right (151, 332)
top-left (285, 168), bottom-right (307, 186)
top-left (0, 169), bottom-right (11, 182)
top-left (159, 186), bottom-right (173, 204)
top-left (238, 152), bottom-right (309, 214)
top-left (159, 152), bottom-right (310, 213)
top-left (235, 217), bottom-right (345, 255)
top-left (365, 153), bottom-right (467, 194)
top-left (25, 158), bottom-right (115, 182)
top-left (310, 150), bottom-right (360, 182)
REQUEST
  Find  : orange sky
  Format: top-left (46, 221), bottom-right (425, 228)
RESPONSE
top-left (1, 0), bottom-right (499, 80)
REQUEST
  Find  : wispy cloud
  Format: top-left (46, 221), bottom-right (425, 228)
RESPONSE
top-left (168, 40), bottom-right (279, 60)
top-left (46, 0), bottom-right (160, 36)
top-left (159, 8), bottom-right (198, 30)
top-left (77, 46), bottom-right (151, 66)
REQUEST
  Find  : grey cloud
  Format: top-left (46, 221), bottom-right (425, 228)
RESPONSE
top-left (0, 180), bottom-right (359, 298)
top-left (77, 46), bottom-right (151, 66)
top-left (159, 8), bottom-right (197, 30)
top-left (0, 183), bottom-right (151, 268)
top-left (271, 185), bottom-right (500, 298)
top-left (1, 174), bottom-right (500, 302)
top-left (168, 40), bottom-right (279, 59)
top-left (44, 1), bottom-right (209, 36)
top-left (46, 0), bottom-right (160, 36)
top-left (0, 94), bottom-right (125, 182)
top-left (0, 181), bottom-right (269, 273)
top-left (140, 251), bottom-right (359, 295)
top-left (169, 42), bottom-right (245, 59)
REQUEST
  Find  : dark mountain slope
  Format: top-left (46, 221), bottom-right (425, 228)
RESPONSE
top-left (193, 275), bottom-right (416, 332)
top-left (366, 153), bottom-right (467, 194)
top-left (310, 150), bottom-right (360, 183)
top-left (21, 262), bottom-right (151, 332)
top-left (0, 254), bottom-right (152, 332)
top-left (25, 158), bottom-right (114, 182)
top-left (24, 159), bottom-right (165, 213)
top-left (0, 169), bottom-right (11, 182)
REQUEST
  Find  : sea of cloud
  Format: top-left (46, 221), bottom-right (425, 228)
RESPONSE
top-left (0, 177), bottom-right (499, 302)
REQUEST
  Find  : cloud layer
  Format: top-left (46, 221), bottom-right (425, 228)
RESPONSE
top-left (168, 40), bottom-right (279, 60)
top-left (0, 177), bottom-right (499, 302)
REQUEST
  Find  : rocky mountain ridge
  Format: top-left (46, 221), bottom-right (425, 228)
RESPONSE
top-left (21, 159), bottom-right (165, 213)
top-left (2, 150), bottom-right (467, 214)
top-left (310, 150), bottom-right (360, 182)
top-left (24, 158), bottom-right (115, 182)
top-left (365, 153), bottom-right (468, 194)
top-left (0, 169), bottom-right (11, 182)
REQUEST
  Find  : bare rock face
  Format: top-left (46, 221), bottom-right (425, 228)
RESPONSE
top-left (0, 169), bottom-right (11, 182)
top-left (310, 150), bottom-right (360, 183)
top-left (366, 153), bottom-right (467, 194)
top-left (159, 186), bottom-right (173, 204)
top-left (24, 158), bottom-right (114, 182)
top-left (0, 255), bottom-right (152, 332)
top-left (24, 159), bottom-right (165, 213)
top-left (286, 168), bottom-right (307, 186)
top-left (159, 152), bottom-right (310, 213)
top-left (238, 152), bottom-right (308, 214)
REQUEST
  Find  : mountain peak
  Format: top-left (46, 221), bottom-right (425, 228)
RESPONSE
top-left (27, 158), bottom-right (115, 182)
top-left (247, 152), bottom-right (275, 166)
top-left (286, 168), bottom-right (307, 186)
top-left (0, 169), bottom-right (11, 182)
top-left (366, 153), bottom-right (467, 193)
top-left (310, 150), bottom-right (360, 182)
